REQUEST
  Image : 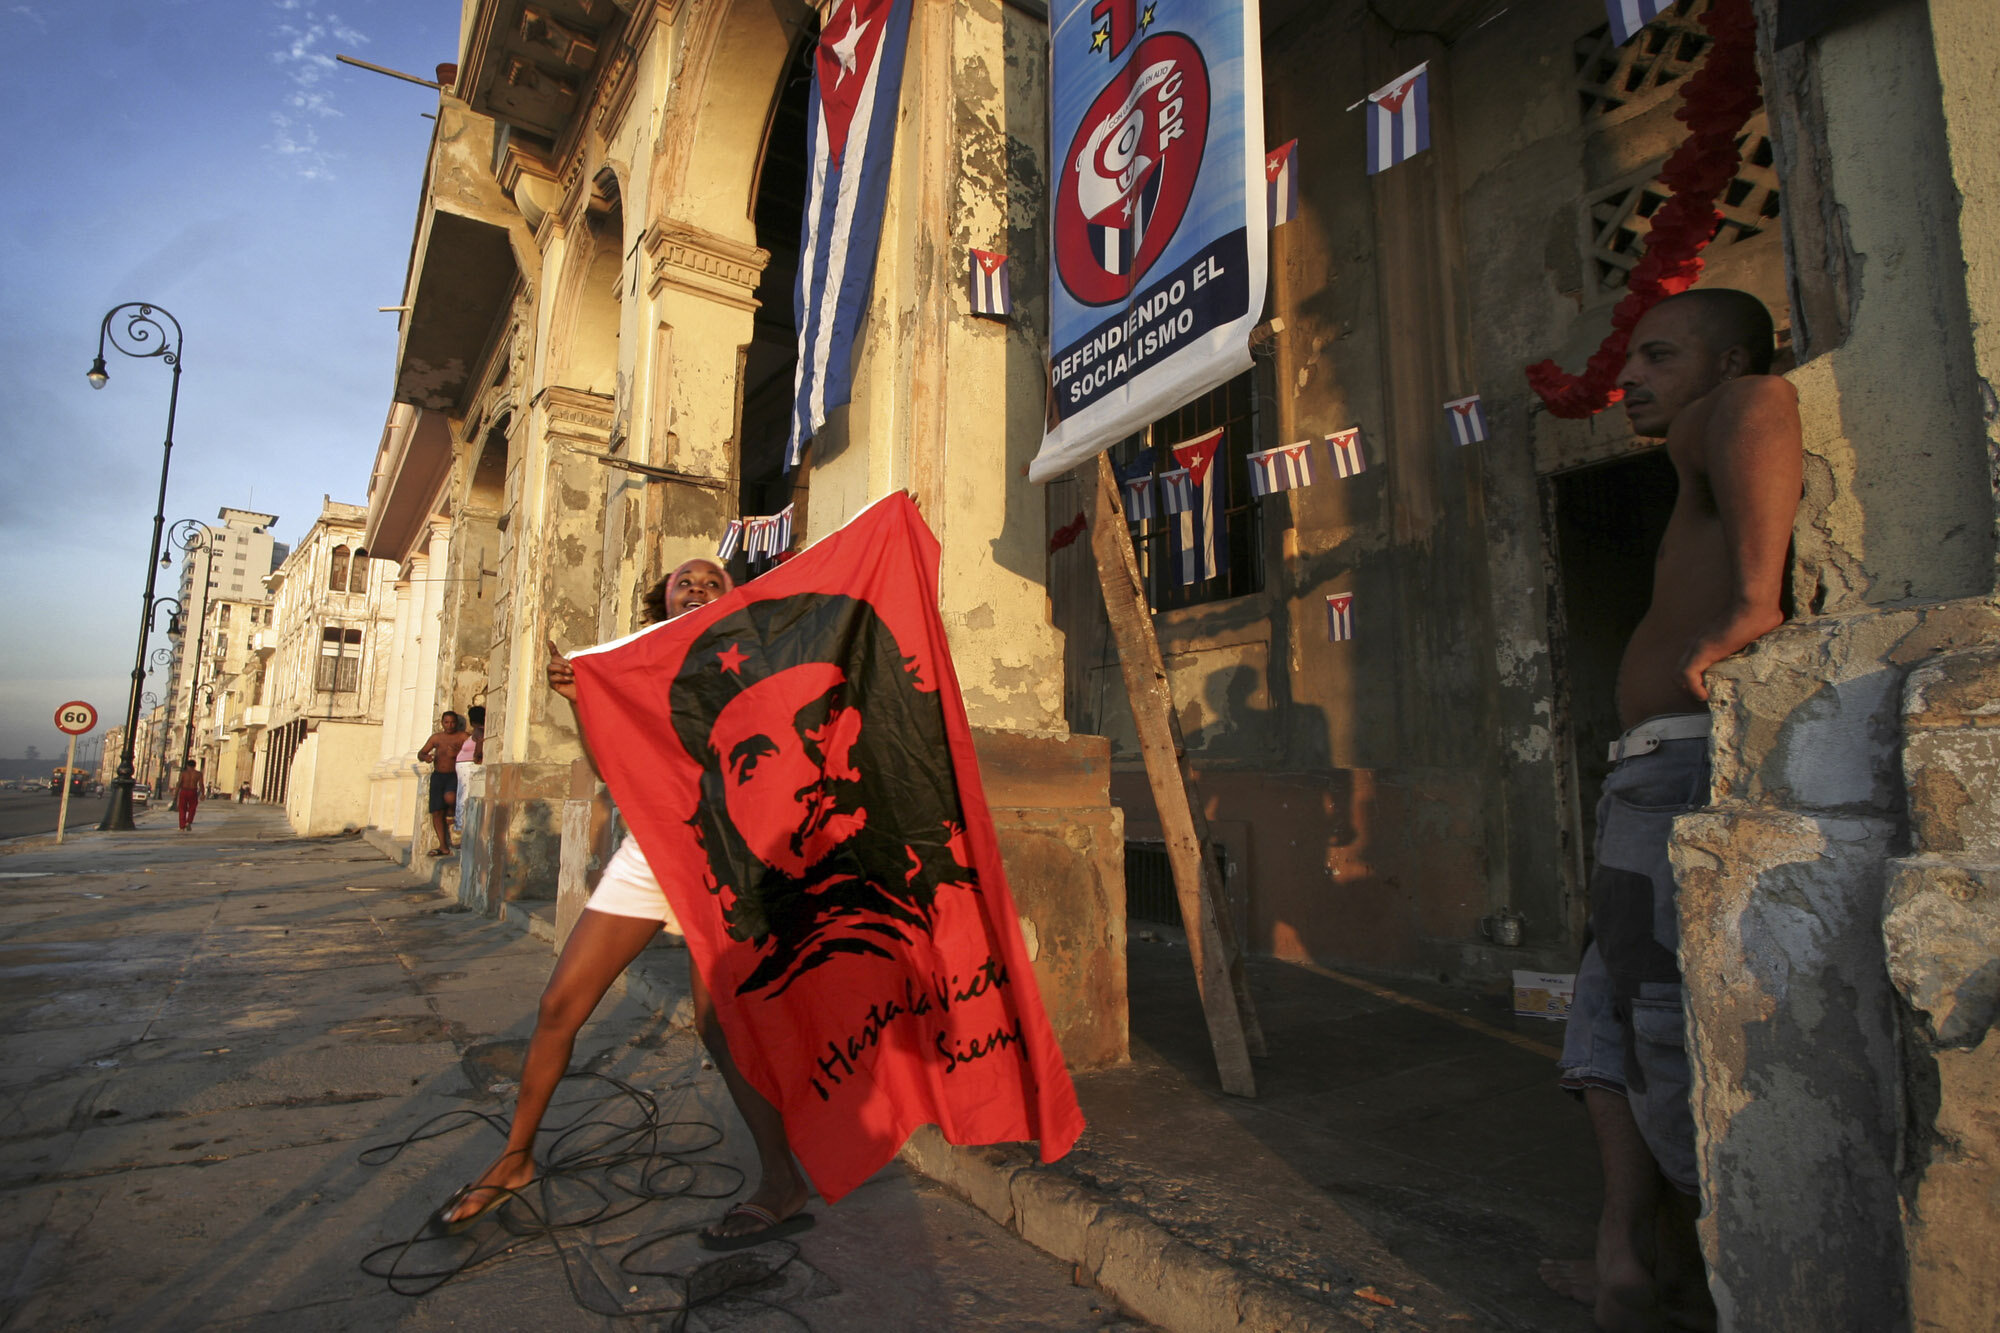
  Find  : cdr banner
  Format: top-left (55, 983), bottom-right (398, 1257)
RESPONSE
top-left (1028, 0), bottom-right (1266, 484)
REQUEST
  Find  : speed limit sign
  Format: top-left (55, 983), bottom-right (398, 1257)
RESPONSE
top-left (54, 701), bottom-right (97, 735)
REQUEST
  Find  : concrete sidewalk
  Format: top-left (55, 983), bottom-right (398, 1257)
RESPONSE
top-left (372, 814), bottom-right (1603, 1332)
top-left (444, 905), bottom-right (1588, 1333)
top-left (0, 804), bottom-right (1150, 1331)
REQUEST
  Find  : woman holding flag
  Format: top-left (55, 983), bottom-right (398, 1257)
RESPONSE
top-left (426, 555), bottom-right (815, 1252)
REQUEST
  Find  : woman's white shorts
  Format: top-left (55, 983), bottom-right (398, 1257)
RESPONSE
top-left (584, 835), bottom-right (682, 931)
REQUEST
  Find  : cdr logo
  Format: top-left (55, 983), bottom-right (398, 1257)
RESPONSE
top-left (1055, 32), bottom-right (1210, 307)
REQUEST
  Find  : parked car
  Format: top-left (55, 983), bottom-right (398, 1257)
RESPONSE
top-left (131, 784), bottom-right (152, 804)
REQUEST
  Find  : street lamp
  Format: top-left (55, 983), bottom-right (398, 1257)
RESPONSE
top-left (162, 520), bottom-right (219, 779)
top-left (88, 303), bottom-right (185, 831)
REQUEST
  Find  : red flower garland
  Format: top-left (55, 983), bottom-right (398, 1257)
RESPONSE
top-left (1525, 0), bottom-right (1764, 418)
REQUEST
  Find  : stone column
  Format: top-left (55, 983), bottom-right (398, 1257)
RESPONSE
top-left (1883, 644), bottom-right (2000, 1330)
top-left (407, 525), bottom-right (451, 858)
top-left (370, 573), bottom-right (416, 834)
top-left (1674, 601), bottom-right (2000, 1328)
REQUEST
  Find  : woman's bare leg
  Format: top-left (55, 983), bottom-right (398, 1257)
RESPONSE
top-left (441, 908), bottom-right (661, 1222)
top-left (690, 964), bottom-right (809, 1236)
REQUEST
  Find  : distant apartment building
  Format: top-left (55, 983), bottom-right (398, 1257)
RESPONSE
top-left (255, 499), bottom-right (399, 834)
top-left (158, 507), bottom-right (286, 789)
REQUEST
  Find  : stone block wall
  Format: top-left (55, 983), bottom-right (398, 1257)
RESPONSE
top-left (1883, 645), bottom-right (2000, 1333)
top-left (1678, 602), bottom-right (2000, 1329)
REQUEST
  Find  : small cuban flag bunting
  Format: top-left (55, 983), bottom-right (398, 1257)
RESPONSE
top-left (1325, 427), bottom-right (1367, 479)
top-left (1266, 140), bottom-right (1299, 227)
top-left (716, 519), bottom-right (743, 562)
top-left (1326, 592), bottom-right (1356, 642)
top-left (1117, 457), bottom-right (1158, 523)
top-left (1443, 394), bottom-right (1488, 446)
top-left (1169, 428), bottom-right (1227, 587)
top-left (1157, 467), bottom-right (1194, 516)
top-left (1246, 441), bottom-right (1316, 497)
top-left (1606, 0), bottom-right (1674, 46)
top-left (742, 503), bottom-right (797, 565)
top-left (1363, 64), bottom-right (1430, 175)
top-left (969, 248), bottom-right (1012, 319)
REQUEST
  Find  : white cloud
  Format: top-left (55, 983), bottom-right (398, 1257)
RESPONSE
top-left (9, 5), bottom-right (48, 34)
top-left (266, 3), bottom-right (369, 179)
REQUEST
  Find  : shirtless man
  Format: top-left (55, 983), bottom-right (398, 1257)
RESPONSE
top-left (1541, 289), bottom-right (1801, 1332)
top-left (417, 711), bottom-right (466, 856)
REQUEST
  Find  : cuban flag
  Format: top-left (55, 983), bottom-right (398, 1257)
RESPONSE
top-left (1118, 457), bottom-right (1158, 523)
top-left (770, 502), bottom-right (795, 556)
top-left (1157, 467), bottom-right (1193, 515)
top-left (1326, 592), bottom-right (1355, 642)
top-left (1365, 64), bottom-right (1429, 176)
top-left (1325, 427), bottom-right (1367, 479)
top-left (1606, 0), bottom-right (1674, 45)
top-left (744, 516), bottom-right (772, 560)
top-left (1266, 139), bottom-right (1299, 227)
top-left (1443, 394), bottom-right (1488, 446)
top-left (969, 248), bottom-right (1012, 318)
top-left (1247, 441), bottom-right (1315, 497)
top-left (717, 519), bottom-right (744, 562)
top-left (787, 0), bottom-right (914, 470)
top-left (1170, 428), bottom-right (1227, 586)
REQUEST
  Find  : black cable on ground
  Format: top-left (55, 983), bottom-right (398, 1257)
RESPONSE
top-left (359, 1069), bottom-right (816, 1327)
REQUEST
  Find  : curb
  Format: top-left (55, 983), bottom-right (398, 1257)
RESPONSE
top-left (897, 1130), bottom-right (1435, 1333)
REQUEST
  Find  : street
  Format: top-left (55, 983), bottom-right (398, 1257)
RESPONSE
top-left (0, 804), bottom-right (1149, 1332)
top-left (0, 788), bottom-right (76, 844)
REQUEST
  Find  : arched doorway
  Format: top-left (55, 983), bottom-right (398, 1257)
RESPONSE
top-left (734, 19), bottom-right (817, 558)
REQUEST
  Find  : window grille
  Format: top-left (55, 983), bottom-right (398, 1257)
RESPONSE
top-left (1111, 370), bottom-right (1265, 613)
top-left (1573, 0), bottom-right (1712, 120)
top-left (1582, 115), bottom-right (1780, 300)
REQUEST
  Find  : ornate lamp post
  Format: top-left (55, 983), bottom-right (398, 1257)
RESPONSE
top-left (144, 650), bottom-right (174, 789)
top-left (134, 691), bottom-right (160, 793)
top-left (89, 303), bottom-right (185, 831)
top-left (161, 520), bottom-right (220, 778)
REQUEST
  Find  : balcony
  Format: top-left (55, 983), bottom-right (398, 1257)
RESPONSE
top-left (459, 0), bottom-right (630, 145)
top-left (391, 99), bottom-right (533, 415)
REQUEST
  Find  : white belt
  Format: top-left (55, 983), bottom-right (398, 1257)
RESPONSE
top-left (1608, 713), bottom-right (1711, 763)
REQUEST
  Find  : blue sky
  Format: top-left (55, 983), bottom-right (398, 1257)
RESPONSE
top-left (0, 1), bottom-right (453, 763)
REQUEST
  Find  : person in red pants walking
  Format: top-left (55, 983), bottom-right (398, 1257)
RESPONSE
top-left (174, 761), bottom-right (202, 832)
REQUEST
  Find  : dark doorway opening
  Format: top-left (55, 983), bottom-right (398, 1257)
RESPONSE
top-left (734, 19), bottom-right (818, 564)
top-left (1550, 447), bottom-right (1678, 868)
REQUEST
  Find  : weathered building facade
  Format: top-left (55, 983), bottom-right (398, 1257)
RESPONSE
top-left (157, 507), bottom-right (285, 790)
top-left (343, 0), bottom-right (1997, 1322)
top-left (258, 500), bottom-right (401, 835)
top-left (361, 0), bottom-right (1126, 1070)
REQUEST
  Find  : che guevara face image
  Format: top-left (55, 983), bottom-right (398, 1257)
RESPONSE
top-left (670, 593), bottom-right (976, 998)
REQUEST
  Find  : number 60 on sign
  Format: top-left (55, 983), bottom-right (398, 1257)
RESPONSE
top-left (55, 701), bottom-right (97, 735)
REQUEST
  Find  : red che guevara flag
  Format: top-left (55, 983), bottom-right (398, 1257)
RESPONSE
top-left (568, 493), bottom-right (1085, 1201)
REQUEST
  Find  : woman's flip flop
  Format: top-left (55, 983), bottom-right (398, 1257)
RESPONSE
top-left (423, 1183), bottom-right (514, 1238)
top-left (698, 1201), bottom-right (816, 1252)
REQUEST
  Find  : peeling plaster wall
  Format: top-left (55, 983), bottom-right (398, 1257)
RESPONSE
top-left (1781, 0), bottom-right (1993, 610)
top-left (815, 0), bottom-right (1068, 737)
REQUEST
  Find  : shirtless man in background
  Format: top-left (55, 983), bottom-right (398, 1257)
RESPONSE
top-left (1542, 289), bottom-right (1802, 1331)
top-left (417, 711), bottom-right (466, 856)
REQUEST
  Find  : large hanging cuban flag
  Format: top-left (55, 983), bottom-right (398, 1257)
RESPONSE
top-left (569, 494), bottom-right (1085, 1202)
top-left (1028, 0), bottom-right (1268, 483)
top-left (787, 0), bottom-right (914, 470)
top-left (1606, 0), bottom-right (1673, 45)
top-left (1170, 428), bottom-right (1227, 585)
